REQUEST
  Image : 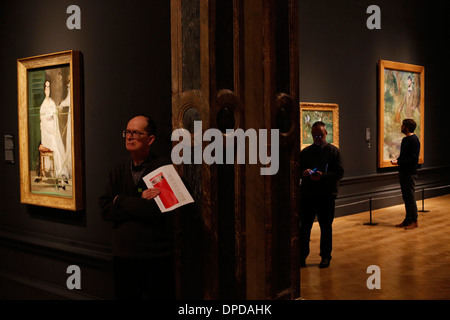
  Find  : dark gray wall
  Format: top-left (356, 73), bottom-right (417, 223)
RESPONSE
top-left (299, 0), bottom-right (450, 214)
top-left (0, 0), bottom-right (171, 299)
top-left (300, 0), bottom-right (449, 175)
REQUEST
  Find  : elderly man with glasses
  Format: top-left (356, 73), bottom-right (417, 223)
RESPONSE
top-left (99, 115), bottom-right (174, 300)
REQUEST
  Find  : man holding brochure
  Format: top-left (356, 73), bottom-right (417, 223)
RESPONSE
top-left (99, 115), bottom-right (175, 300)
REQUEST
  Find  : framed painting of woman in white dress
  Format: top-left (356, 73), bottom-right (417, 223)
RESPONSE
top-left (17, 51), bottom-right (83, 211)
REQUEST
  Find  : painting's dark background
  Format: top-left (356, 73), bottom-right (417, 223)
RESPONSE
top-left (0, 0), bottom-right (449, 299)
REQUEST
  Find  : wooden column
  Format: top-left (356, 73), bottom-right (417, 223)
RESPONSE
top-left (171, 0), bottom-right (246, 300)
top-left (244, 0), bottom-right (299, 300)
top-left (171, 0), bottom-right (299, 300)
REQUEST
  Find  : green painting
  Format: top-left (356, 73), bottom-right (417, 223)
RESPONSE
top-left (301, 110), bottom-right (334, 145)
top-left (300, 103), bottom-right (339, 150)
top-left (18, 50), bottom-right (83, 210)
top-left (27, 65), bottom-right (72, 197)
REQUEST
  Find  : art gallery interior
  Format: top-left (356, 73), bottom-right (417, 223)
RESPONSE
top-left (0, 0), bottom-right (449, 301)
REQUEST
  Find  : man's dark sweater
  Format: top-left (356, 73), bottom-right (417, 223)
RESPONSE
top-left (299, 143), bottom-right (344, 197)
top-left (397, 134), bottom-right (420, 175)
top-left (99, 154), bottom-right (173, 259)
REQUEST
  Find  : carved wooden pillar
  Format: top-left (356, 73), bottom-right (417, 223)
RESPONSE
top-left (171, 0), bottom-right (246, 300)
top-left (212, 0), bottom-right (246, 300)
top-left (171, 0), bottom-right (299, 300)
top-left (244, 0), bottom-right (300, 300)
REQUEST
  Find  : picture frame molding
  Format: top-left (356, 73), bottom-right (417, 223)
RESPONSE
top-left (17, 50), bottom-right (83, 211)
top-left (378, 59), bottom-right (425, 168)
top-left (299, 102), bottom-right (339, 150)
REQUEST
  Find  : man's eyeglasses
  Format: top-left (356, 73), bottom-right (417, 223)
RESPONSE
top-left (122, 130), bottom-right (148, 139)
top-left (313, 135), bottom-right (323, 139)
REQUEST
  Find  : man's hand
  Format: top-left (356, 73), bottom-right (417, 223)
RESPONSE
top-left (302, 169), bottom-right (323, 181)
top-left (310, 171), bottom-right (323, 181)
top-left (141, 188), bottom-right (161, 200)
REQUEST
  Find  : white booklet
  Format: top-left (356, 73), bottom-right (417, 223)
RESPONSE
top-left (142, 164), bottom-right (194, 213)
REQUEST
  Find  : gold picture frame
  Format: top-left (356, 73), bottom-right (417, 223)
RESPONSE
top-left (17, 50), bottom-right (83, 211)
top-left (300, 102), bottom-right (339, 150)
top-left (378, 60), bottom-right (425, 168)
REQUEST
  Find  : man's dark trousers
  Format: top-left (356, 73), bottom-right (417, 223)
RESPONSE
top-left (300, 195), bottom-right (335, 261)
top-left (399, 172), bottom-right (418, 223)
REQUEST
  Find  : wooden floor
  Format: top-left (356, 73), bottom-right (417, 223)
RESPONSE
top-left (300, 194), bottom-right (450, 300)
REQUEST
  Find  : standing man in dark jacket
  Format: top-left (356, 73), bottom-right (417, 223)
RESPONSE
top-left (299, 121), bottom-right (344, 268)
top-left (99, 115), bottom-right (174, 299)
top-left (391, 118), bottom-right (420, 230)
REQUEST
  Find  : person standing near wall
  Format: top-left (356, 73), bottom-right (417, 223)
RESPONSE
top-left (391, 118), bottom-right (420, 230)
top-left (99, 115), bottom-right (175, 299)
top-left (299, 121), bottom-right (344, 268)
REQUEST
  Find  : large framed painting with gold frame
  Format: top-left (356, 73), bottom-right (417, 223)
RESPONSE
top-left (378, 60), bottom-right (424, 168)
top-left (300, 102), bottom-right (339, 150)
top-left (17, 50), bottom-right (83, 211)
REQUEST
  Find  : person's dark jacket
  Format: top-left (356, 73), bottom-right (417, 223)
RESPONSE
top-left (99, 154), bottom-right (173, 259)
top-left (397, 134), bottom-right (420, 175)
top-left (299, 143), bottom-right (344, 198)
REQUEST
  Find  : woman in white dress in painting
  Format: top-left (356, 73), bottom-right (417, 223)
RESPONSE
top-left (39, 80), bottom-right (69, 185)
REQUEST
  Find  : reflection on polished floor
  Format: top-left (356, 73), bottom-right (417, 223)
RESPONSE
top-left (300, 194), bottom-right (450, 300)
